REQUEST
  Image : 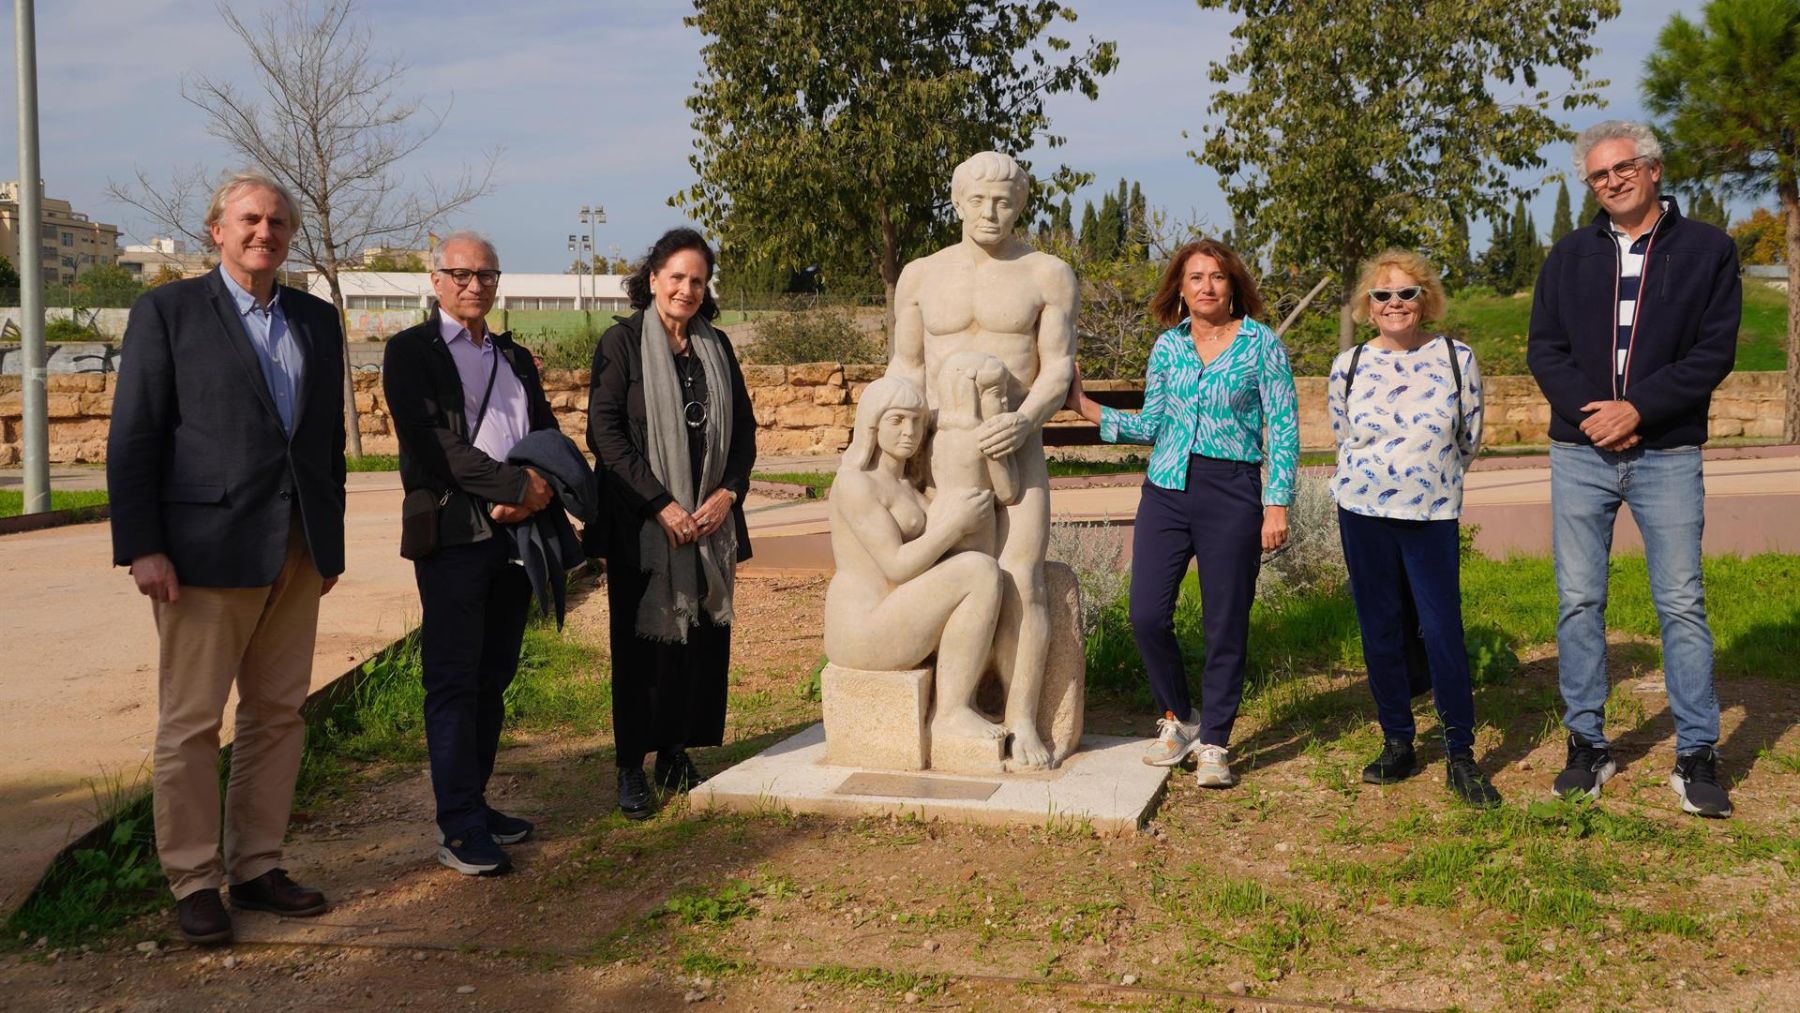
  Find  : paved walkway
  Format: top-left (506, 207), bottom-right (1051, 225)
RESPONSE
top-left (4, 448), bottom-right (1796, 915)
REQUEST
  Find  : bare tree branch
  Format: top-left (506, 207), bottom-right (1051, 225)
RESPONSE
top-left (109, 0), bottom-right (499, 456)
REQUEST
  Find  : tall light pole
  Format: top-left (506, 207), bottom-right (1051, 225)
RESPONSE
top-left (579, 204), bottom-right (605, 310)
top-left (566, 233), bottom-right (590, 310)
top-left (15, 0), bottom-right (48, 514)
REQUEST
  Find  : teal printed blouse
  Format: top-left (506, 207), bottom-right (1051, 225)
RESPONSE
top-left (1098, 317), bottom-right (1300, 505)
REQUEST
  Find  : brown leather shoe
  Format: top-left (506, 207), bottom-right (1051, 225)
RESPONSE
top-left (176, 888), bottom-right (233, 945)
top-left (228, 868), bottom-right (327, 917)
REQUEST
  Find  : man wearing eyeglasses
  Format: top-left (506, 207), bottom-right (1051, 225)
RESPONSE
top-left (1527, 120), bottom-right (1741, 818)
top-left (382, 232), bottom-right (558, 873)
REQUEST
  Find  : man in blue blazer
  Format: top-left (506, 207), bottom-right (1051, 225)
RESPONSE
top-left (107, 172), bottom-right (346, 943)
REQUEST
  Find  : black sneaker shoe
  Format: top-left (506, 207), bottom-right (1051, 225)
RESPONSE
top-left (1552, 733), bottom-right (1617, 800)
top-left (437, 826), bottom-right (512, 876)
top-left (486, 809), bottom-right (534, 845)
top-left (654, 749), bottom-right (707, 793)
top-left (175, 888), bottom-right (233, 945)
top-left (1446, 755), bottom-right (1502, 808)
top-left (618, 765), bottom-right (655, 821)
top-left (1362, 738), bottom-right (1420, 784)
top-left (1671, 747), bottom-right (1733, 818)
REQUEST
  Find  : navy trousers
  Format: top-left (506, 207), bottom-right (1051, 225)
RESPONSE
top-left (1336, 507), bottom-right (1477, 756)
top-left (1129, 455), bottom-right (1264, 747)
top-left (414, 537), bottom-right (532, 837)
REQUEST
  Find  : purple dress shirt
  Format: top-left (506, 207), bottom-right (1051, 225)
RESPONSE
top-left (438, 313), bottom-right (532, 464)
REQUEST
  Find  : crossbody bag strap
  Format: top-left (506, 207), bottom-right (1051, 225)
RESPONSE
top-left (1343, 342), bottom-right (1367, 402)
top-left (1441, 334), bottom-right (1465, 445)
top-left (467, 350), bottom-right (501, 447)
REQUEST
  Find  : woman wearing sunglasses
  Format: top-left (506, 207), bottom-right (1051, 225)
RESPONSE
top-left (1065, 238), bottom-right (1299, 789)
top-left (1327, 249), bottom-right (1498, 807)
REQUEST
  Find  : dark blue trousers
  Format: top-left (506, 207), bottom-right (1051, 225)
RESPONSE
top-left (1130, 455), bottom-right (1264, 747)
top-left (414, 537), bottom-right (532, 837)
top-left (1336, 507), bottom-right (1477, 756)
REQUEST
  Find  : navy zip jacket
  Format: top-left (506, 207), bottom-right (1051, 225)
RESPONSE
top-left (1526, 197), bottom-right (1740, 449)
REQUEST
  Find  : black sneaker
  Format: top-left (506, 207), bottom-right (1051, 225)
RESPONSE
top-left (486, 809), bottom-right (534, 845)
top-left (618, 765), bottom-right (655, 821)
top-left (176, 888), bottom-right (233, 945)
top-left (1446, 755), bottom-right (1502, 808)
top-left (437, 826), bottom-right (512, 876)
top-left (654, 748), bottom-right (707, 793)
top-left (1362, 738), bottom-right (1420, 784)
top-left (1552, 733), bottom-right (1617, 800)
top-left (1671, 747), bottom-right (1732, 818)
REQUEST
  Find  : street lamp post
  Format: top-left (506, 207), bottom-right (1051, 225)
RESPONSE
top-left (578, 204), bottom-right (606, 310)
top-left (566, 233), bottom-right (591, 310)
top-left (14, 0), bottom-right (48, 514)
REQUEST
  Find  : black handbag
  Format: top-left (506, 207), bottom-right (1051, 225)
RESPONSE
top-left (397, 352), bottom-right (500, 561)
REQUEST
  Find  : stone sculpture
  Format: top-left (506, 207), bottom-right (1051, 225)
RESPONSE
top-left (821, 150), bottom-right (1083, 774)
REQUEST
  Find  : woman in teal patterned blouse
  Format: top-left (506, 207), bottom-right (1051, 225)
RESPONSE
top-left (1066, 238), bottom-right (1299, 789)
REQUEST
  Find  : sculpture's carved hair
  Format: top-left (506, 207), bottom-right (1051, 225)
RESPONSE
top-left (842, 375), bottom-right (928, 473)
top-left (951, 151), bottom-right (1029, 208)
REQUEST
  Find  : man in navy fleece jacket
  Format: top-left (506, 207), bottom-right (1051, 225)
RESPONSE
top-left (1527, 119), bottom-right (1741, 819)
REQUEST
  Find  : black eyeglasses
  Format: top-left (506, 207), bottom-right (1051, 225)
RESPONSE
top-left (1583, 155), bottom-right (1650, 189)
top-left (435, 268), bottom-right (502, 288)
top-left (1368, 286), bottom-right (1422, 304)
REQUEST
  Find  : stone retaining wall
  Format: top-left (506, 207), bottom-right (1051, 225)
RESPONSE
top-left (3, 367), bottom-right (1789, 466)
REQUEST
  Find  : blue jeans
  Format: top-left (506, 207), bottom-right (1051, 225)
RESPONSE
top-left (1549, 442), bottom-right (1718, 753)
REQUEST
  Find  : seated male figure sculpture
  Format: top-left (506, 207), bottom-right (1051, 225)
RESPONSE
top-left (888, 150), bottom-right (1078, 770)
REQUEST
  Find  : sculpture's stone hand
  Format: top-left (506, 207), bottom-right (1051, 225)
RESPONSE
top-left (975, 411), bottom-right (1029, 459)
top-left (928, 486), bottom-right (994, 539)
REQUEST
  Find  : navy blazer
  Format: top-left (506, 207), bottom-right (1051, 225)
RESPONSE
top-left (107, 270), bottom-right (348, 586)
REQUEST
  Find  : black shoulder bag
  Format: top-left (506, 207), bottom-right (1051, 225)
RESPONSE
top-left (399, 353), bottom-right (501, 560)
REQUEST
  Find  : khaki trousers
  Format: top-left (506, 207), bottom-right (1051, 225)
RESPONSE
top-left (151, 519), bottom-right (322, 900)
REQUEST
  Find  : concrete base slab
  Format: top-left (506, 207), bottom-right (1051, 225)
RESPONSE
top-left (690, 723), bottom-right (1168, 833)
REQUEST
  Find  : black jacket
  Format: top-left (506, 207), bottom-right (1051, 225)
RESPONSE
top-left (382, 310), bottom-right (559, 552)
top-left (505, 429), bottom-right (596, 628)
top-left (1527, 198), bottom-right (1740, 448)
top-left (584, 310), bottom-right (756, 568)
top-left (108, 271), bottom-right (346, 586)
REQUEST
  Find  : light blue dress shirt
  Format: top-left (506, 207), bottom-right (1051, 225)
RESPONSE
top-left (218, 266), bottom-right (304, 435)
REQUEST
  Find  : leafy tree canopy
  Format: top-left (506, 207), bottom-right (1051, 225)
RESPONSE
top-left (1193, 0), bottom-right (1619, 348)
top-left (675, 0), bottom-right (1118, 305)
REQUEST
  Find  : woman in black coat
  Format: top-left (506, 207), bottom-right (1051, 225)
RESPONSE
top-left (585, 228), bottom-right (756, 820)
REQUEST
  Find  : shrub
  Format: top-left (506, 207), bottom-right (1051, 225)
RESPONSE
top-left (45, 316), bottom-right (103, 343)
top-left (1047, 517), bottom-right (1128, 640)
top-left (741, 305), bottom-right (881, 365)
top-left (1257, 472), bottom-right (1346, 605)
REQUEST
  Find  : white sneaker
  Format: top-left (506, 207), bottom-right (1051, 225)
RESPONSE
top-left (1193, 744), bottom-right (1236, 788)
top-left (1143, 710), bottom-right (1202, 767)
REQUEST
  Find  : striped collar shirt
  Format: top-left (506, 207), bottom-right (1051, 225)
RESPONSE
top-left (1607, 197), bottom-right (1671, 394)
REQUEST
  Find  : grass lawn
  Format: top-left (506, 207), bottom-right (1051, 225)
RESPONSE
top-left (1439, 279), bottom-right (1789, 377)
top-left (345, 453), bottom-right (400, 472)
top-left (0, 488), bottom-right (109, 517)
top-left (11, 553), bottom-right (1800, 1011)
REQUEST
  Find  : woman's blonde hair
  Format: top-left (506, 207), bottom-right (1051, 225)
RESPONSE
top-left (840, 375), bottom-right (928, 474)
top-left (1351, 249), bottom-right (1447, 325)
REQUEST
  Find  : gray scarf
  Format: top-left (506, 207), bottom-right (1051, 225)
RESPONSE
top-left (637, 309), bottom-right (737, 642)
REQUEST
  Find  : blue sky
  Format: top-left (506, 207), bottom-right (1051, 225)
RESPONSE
top-left (1, 0), bottom-right (1716, 274)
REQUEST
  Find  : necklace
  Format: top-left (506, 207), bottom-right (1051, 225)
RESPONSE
top-left (675, 349), bottom-right (707, 429)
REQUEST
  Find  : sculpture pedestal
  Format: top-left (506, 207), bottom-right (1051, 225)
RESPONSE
top-left (690, 724), bottom-right (1169, 834)
top-left (819, 664), bottom-right (930, 771)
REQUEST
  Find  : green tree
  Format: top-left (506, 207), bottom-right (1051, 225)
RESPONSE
top-left (1442, 208), bottom-right (1475, 290)
top-left (1731, 206), bottom-right (1787, 264)
top-left (72, 263), bottom-right (146, 307)
top-left (1551, 179), bottom-right (1575, 241)
top-left (1128, 181), bottom-right (1147, 258)
top-left (1645, 0), bottom-right (1800, 439)
top-left (1078, 201), bottom-right (1100, 259)
top-left (1511, 199), bottom-right (1544, 294)
top-left (1093, 191), bottom-right (1123, 261)
top-left (675, 0), bottom-right (1118, 315)
top-left (1194, 0), bottom-right (1618, 349)
top-left (0, 254), bottom-right (19, 292)
top-left (355, 251), bottom-right (425, 272)
top-left (1578, 186), bottom-right (1601, 226)
top-left (1479, 208), bottom-right (1518, 294)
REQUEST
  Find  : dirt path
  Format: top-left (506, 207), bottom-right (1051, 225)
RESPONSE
top-left (5, 574), bottom-right (1800, 1011)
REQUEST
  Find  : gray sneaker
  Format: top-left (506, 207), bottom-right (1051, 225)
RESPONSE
top-left (1193, 744), bottom-right (1236, 788)
top-left (1143, 710), bottom-right (1202, 767)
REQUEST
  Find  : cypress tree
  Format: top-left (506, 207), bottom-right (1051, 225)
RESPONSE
top-left (1578, 187), bottom-right (1600, 227)
top-left (1094, 193), bottom-right (1122, 261)
top-left (1128, 181), bottom-right (1146, 256)
top-left (1551, 180), bottom-right (1574, 241)
top-left (1078, 201), bottom-right (1100, 259)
